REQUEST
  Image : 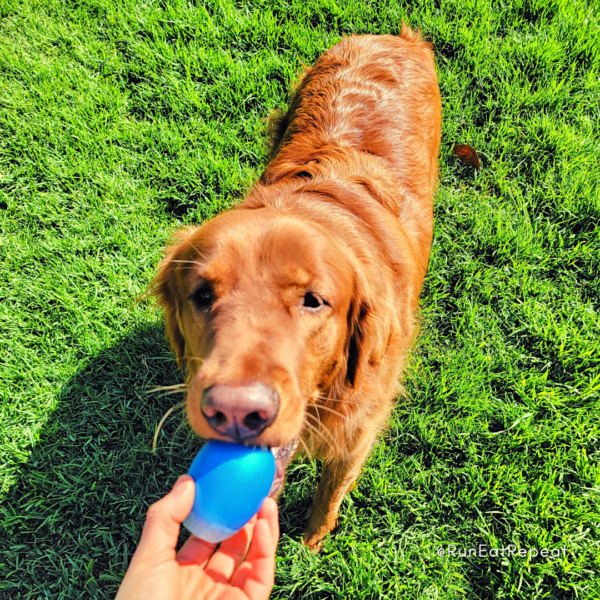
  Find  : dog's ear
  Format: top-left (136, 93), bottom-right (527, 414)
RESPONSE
top-left (148, 229), bottom-right (196, 368)
top-left (345, 271), bottom-right (378, 389)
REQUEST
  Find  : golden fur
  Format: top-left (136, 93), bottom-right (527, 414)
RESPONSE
top-left (152, 25), bottom-right (441, 550)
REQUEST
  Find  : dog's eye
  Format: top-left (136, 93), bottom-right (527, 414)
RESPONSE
top-left (302, 292), bottom-right (325, 310)
top-left (191, 283), bottom-right (214, 311)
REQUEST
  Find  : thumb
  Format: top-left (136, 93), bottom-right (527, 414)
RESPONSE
top-left (135, 475), bottom-right (195, 560)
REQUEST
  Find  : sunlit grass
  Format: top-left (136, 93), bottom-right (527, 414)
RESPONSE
top-left (0, 0), bottom-right (598, 597)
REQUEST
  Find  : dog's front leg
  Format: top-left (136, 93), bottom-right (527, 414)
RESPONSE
top-left (303, 434), bottom-right (374, 552)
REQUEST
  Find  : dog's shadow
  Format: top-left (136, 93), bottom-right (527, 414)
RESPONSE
top-left (0, 323), bottom-right (315, 598)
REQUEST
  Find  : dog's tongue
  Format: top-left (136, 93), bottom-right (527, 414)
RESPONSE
top-left (269, 439), bottom-right (299, 497)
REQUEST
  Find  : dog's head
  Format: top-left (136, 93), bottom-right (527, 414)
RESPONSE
top-left (152, 206), bottom-right (375, 449)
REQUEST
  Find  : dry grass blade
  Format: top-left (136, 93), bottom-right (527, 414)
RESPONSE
top-left (144, 383), bottom-right (187, 395)
top-left (152, 401), bottom-right (187, 453)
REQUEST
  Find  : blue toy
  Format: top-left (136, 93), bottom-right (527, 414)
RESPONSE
top-left (183, 440), bottom-right (276, 543)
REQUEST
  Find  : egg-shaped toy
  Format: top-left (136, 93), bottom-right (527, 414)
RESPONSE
top-left (183, 440), bottom-right (276, 543)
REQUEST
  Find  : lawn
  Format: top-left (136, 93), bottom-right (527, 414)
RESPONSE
top-left (0, 0), bottom-right (599, 598)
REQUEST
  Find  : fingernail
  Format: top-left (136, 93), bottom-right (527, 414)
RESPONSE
top-left (173, 475), bottom-right (190, 495)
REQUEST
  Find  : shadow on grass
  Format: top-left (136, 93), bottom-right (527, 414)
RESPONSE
top-left (0, 324), bottom-right (191, 598)
top-left (0, 324), bottom-right (316, 599)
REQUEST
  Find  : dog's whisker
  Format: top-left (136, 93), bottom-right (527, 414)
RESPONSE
top-left (172, 235), bottom-right (209, 272)
top-left (315, 394), bottom-right (359, 405)
top-left (308, 406), bottom-right (343, 435)
top-left (305, 413), bottom-right (337, 449)
top-left (307, 413), bottom-right (339, 451)
top-left (152, 401), bottom-right (187, 453)
top-left (307, 421), bottom-right (338, 454)
top-left (316, 420), bottom-right (338, 449)
top-left (303, 418), bottom-right (328, 448)
top-left (297, 432), bottom-right (313, 459)
top-left (170, 258), bottom-right (205, 269)
top-left (312, 404), bottom-right (347, 420)
top-left (316, 396), bottom-right (360, 405)
top-left (182, 235), bottom-right (205, 258)
top-left (165, 266), bottom-right (206, 271)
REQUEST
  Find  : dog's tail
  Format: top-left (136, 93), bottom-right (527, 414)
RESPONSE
top-left (400, 23), bottom-right (431, 48)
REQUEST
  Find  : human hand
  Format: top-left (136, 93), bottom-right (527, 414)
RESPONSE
top-left (116, 475), bottom-right (278, 600)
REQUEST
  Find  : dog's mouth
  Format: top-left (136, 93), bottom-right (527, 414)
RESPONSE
top-left (269, 439), bottom-right (299, 497)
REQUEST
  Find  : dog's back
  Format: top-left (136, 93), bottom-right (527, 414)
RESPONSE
top-left (257, 28), bottom-right (441, 281)
top-left (267, 29), bottom-right (440, 186)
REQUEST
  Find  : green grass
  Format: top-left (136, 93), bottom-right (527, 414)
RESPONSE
top-left (0, 0), bottom-right (599, 597)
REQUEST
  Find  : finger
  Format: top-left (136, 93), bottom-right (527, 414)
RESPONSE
top-left (135, 475), bottom-right (194, 561)
top-left (229, 561), bottom-right (252, 590)
top-left (256, 497), bottom-right (279, 544)
top-left (203, 516), bottom-right (257, 582)
top-left (231, 498), bottom-right (279, 597)
top-left (238, 519), bottom-right (277, 600)
top-left (177, 534), bottom-right (218, 567)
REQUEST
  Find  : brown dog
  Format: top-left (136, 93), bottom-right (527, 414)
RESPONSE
top-left (152, 25), bottom-right (441, 551)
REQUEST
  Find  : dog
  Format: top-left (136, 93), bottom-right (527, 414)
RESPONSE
top-left (152, 25), bottom-right (441, 551)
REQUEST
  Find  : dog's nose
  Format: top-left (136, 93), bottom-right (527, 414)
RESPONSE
top-left (201, 383), bottom-right (280, 442)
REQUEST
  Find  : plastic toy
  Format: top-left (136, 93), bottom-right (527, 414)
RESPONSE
top-left (183, 440), bottom-right (276, 543)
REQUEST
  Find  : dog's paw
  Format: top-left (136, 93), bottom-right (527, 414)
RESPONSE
top-left (302, 516), bottom-right (338, 554)
top-left (303, 528), bottom-right (327, 554)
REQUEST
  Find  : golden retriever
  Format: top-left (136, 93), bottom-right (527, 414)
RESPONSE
top-left (152, 25), bottom-right (441, 551)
